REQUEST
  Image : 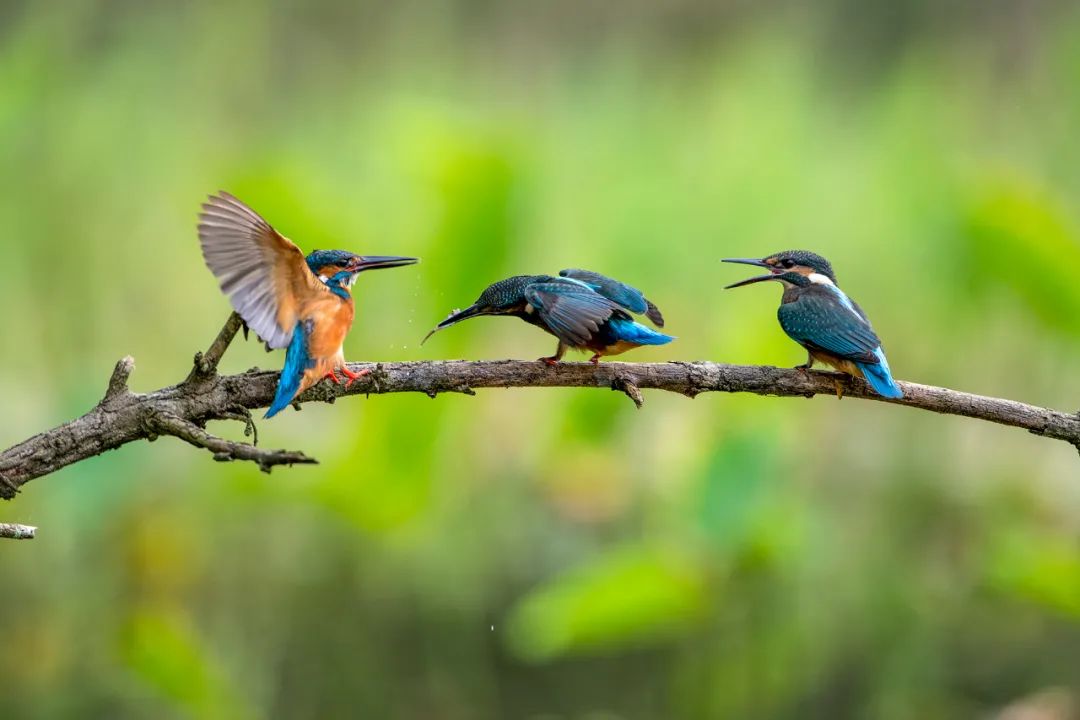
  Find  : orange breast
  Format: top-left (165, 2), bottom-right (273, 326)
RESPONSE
top-left (305, 295), bottom-right (354, 360)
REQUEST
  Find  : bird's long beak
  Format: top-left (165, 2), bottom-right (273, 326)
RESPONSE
top-left (721, 257), bottom-right (779, 289)
top-left (721, 257), bottom-right (770, 268)
top-left (421, 303), bottom-right (488, 345)
top-left (724, 274), bottom-right (780, 289)
top-left (355, 255), bottom-right (419, 272)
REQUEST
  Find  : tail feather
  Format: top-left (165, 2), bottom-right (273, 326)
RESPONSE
top-left (856, 348), bottom-right (902, 399)
top-left (609, 318), bottom-right (674, 346)
top-left (265, 321), bottom-right (313, 418)
top-left (645, 299), bottom-right (665, 327)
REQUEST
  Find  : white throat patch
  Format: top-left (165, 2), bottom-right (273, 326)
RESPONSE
top-left (808, 273), bottom-right (835, 286)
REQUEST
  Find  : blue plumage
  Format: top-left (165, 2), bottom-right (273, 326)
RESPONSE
top-left (559, 269), bottom-right (665, 326)
top-left (607, 318), bottom-right (674, 346)
top-left (723, 250), bottom-right (903, 399)
top-left (856, 348), bottom-right (903, 399)
top-left (265, 320), bottom-right (316, 418)
top-left (424, 269), bottom-right (673, 363)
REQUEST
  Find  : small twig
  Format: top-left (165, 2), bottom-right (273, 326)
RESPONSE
top-left (103, 356), bottom-right (135, 401)
top-left (188, 312), bottom-right (244, 381)
top-left (220, 408), bottom-right (259, 445)
top-left (148, 412), bottom-right (316, 473)
top-left (0, 523), bottom-right (36, 540)
top-left (612, 377), bottom-right (645, 409)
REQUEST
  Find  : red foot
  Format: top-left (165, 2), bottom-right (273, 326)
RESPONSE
top-left (323, 370), bottom-right (342, 385)
top-left (589, 354), bottom-right (601, 365)
top-left (539, 356), bottom-right (560, 366)
top-left (340, 366), bottom-right (371, 388)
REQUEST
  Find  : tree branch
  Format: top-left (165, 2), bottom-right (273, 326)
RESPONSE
top-left (147, 411), bottom-right (316, 472)
top-left (0, 523), bottom-right (36, 540)
top-left (1, 318), bottom-right (1078, 505)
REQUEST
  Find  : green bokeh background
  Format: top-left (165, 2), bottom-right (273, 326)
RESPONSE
top-left (2, 1), bottom-right (1080, 718)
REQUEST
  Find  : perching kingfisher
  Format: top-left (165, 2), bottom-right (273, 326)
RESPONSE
top-left (723, 250), bottom-right (903, 399)
top-left (422, 269), bottom-right (673, 364)
top-left (198, 191), bottom-right (418, 417)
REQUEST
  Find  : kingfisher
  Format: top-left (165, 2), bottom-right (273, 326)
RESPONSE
top-left (422, 269), bottom-right (673, 364)
top-left (198, 191), bottom-right (418, 418)
top-left (723, 250), bottom-right (903, 399)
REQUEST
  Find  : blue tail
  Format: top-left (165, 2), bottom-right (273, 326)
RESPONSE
top-left (608, 318), bottom-right (675, 346)
top-left (265, 322), bottom-right (313, 418)
top-left (856, 347), bottom-right (903, 399)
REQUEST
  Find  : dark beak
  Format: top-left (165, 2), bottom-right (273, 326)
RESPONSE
top-left (724, 274), bottom-right (780, 289)
top-left (421, 303), bottom-right (488, 345)
top-left (721, 257), bottom-right (779, 290)
top-left (354, 255), bottom-right (419, 272)
top-left (721, 257), bottom-right (770, 268)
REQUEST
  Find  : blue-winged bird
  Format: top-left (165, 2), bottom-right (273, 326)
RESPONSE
top-left (723, 250), bottom-right (903, 399)
top-left (198, 191), bottom-right (418, 417)
top-left (422, 269), bottom-right (673, 364)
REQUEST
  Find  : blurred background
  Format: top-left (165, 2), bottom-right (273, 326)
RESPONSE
top-left (2, 0), bottom-right (1080, 717)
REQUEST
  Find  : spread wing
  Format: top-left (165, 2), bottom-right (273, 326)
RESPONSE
top-left (778, 288), bottom-right (882, 363)
top-left (198, 191), bottom-right (326, 349)
top-left (558, 269), bottom-right (664, 327)
top-left (524, 279), bottom-right (624, 346)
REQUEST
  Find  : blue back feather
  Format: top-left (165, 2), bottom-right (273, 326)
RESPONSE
top-left (265, 320), bottom-right (315, 418)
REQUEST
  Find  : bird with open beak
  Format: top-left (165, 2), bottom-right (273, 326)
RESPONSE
top-left (422, 269), bottom-right (672, 364)
top-left (723, 250), bottom-right (903, 399)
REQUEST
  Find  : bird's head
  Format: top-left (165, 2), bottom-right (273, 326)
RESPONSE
top-left (722, 250), bottom-right (836, 290)
top-left (421, 275), bottom-right (544, 344)
top-left (305, 250), bottom-right (418, 293)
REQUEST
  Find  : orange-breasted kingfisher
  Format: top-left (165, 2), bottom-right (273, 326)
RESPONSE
top-left (197, 191), bottom-right (418, 417)
top-left (723, 250), bottom-right (903, 399)
top-left (422, 269), bottom-right (673, 364)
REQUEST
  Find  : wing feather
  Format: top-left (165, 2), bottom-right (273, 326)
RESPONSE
top-left (558, 269), bottom-right (664, 327)
top-left (525, 279), bottom-right (623, 347)
top-left (198, 191), bottom-right (325, 349)
top-left (778, 288), bottom-right (881, 363)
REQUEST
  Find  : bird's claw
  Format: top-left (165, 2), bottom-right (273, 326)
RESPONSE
top-left (340, 366), bottom-right (370, 388)
top-left (589, 354), bottom-right (601, 365)
top-left (539, 356), bottom-right (560, 367)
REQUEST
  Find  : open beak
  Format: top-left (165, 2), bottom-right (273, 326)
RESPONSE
top-left (721, 257), bottom-right (779, 290)
top-left (354, 255), bottom-right (419, 272)
top-left (421, 303), bottom-right (488, 345)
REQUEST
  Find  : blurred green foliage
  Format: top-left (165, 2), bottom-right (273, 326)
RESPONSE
top-left (1, 1), bottom-right (1080, 718)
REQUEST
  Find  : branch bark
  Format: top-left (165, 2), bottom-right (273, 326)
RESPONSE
top-left (0, 523), bottom-right (36, 540)
top-left (1, 317), bottom-right (1078, 507)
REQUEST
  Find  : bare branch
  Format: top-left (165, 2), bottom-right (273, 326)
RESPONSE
top-left (1, 355), bottom-right (1077, 499)
top-left (0, 523), bottom-right (36, 540)
top-left (148, 412), bottom-right (316, 472)
top-left (188, 311), bottom-right (244, 381)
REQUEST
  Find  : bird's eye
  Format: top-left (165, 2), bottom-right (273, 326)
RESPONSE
top-left (337, 259), bottom-right (350, 267)
top-left (780, 259), bottom-right (795, 269)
